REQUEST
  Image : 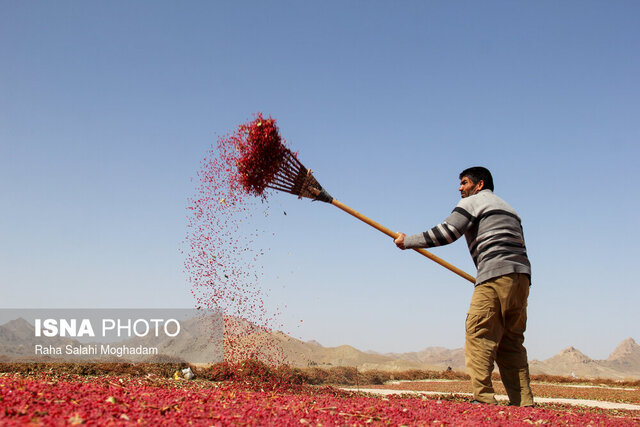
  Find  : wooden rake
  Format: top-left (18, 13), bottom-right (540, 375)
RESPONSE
top-left (267, 150), bottom-right (476, 284)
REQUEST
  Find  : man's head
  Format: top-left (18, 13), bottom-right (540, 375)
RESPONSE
top-left (459, 166), bottom-right (494, 198)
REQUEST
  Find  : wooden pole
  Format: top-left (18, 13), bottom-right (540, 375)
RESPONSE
top-left (330, 198), bottom-right (476, 284)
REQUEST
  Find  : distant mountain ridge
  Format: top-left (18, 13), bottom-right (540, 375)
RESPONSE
top-left (261, 329), bottom-right (640, 379)
top-left (529, 338), bottom-right (640, 379)
top-left (383, 346), bottom-right (465, 369)
top-left (272, 334), bottom-right (640, 379)
top-left (0, 318), bottom-right (80, 361)
top-left (1, 318), bottom-right (638, 379)
top-left (0, 316), bottom-right (221, 364)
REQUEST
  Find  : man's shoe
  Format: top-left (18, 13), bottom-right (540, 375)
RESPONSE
top-left (470, 400), bottom-right (496, 405)
top-left (508, 402), bottom-right (535, 407)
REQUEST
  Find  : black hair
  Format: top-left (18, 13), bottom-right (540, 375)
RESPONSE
top-left (459, 166), bottom-right (494, 191)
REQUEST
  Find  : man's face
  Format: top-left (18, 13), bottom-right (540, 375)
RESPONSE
top-left (459, 176), bottom-right (483, 198)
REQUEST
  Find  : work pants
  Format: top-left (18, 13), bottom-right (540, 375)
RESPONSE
top-left (465, 273), bottom-right (534, 406)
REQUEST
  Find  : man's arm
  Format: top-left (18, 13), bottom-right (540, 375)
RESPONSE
top-left (395, 205), bottom-right (475, 250)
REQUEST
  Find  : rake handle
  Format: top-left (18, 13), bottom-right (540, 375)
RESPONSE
top-left (330, 198), bottom-right (476, 284)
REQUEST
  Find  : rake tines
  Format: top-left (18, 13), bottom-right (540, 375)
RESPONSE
top-left (266, 149), bottom-right (333, 203)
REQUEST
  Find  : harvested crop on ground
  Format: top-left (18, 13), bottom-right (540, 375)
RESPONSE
top-left (2, 362), bottom-right (639, 424)
top-left (2, 371), bottom-right (639, 426)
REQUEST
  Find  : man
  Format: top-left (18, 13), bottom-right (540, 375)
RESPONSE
top-left (394, 166), bottom-right (534, 407)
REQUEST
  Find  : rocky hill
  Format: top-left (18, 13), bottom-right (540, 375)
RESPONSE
top-left (0, 316), bottom-right (221, 364)
top-left (2, 317), bottom-right (638, 379)
top-left (607, 338), bottom-right (640, 373)
top-left (383, 347), bottom-right (466, 371)
top-left (529, 338), bottom-right (640, 379)
top-left (275, 334), bottom-right (640, 379)
top-left (0, 318), bottom-right (80, 361)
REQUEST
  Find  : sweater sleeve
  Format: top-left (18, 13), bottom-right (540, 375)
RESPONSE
top-left (403, 203), bottom-right (476, 249)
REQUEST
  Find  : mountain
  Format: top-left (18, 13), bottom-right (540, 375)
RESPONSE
top-left (0, 316), bottom-right (221, 364)
top-left (606, 338), bottom-right (640, 375)
top-left (213, 322), bottom-right (452, 371)
top-left (0, 317), bottom-right (82, 361)
top-left (1, 317), bottom-right (638, 379)
top-left (278, 335), bottom-right (420, 370)
top-left (384, 347), bottom-right (466, 371)
top-left (275, 335), bottom-right (640, 379)
top-left (529, 339), bottom-right (640, 379)
top-left (120, 314), bottom-right (223, 363)
top-left (0, 318), bottom-right (36, 360)
top-left (0, 318), bottom-right (35, 343)
top-left (529, 346), bottom-right (616, 379)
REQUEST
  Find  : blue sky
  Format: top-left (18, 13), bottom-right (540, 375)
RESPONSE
top-left (2, 1), bottom-right (638, 360)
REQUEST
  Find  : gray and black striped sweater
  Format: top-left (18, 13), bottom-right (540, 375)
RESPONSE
top-left (403, 189), bottom-right (531, 285)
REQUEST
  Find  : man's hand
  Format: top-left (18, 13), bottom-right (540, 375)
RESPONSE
top-left (394, 232), bottom-right (406, 250)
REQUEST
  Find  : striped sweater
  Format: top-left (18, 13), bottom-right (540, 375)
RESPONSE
top-left (403, 189), bottom-right (531, 285)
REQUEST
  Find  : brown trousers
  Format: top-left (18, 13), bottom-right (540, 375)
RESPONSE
top-left (465, 273), bottom-right (534, 406)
